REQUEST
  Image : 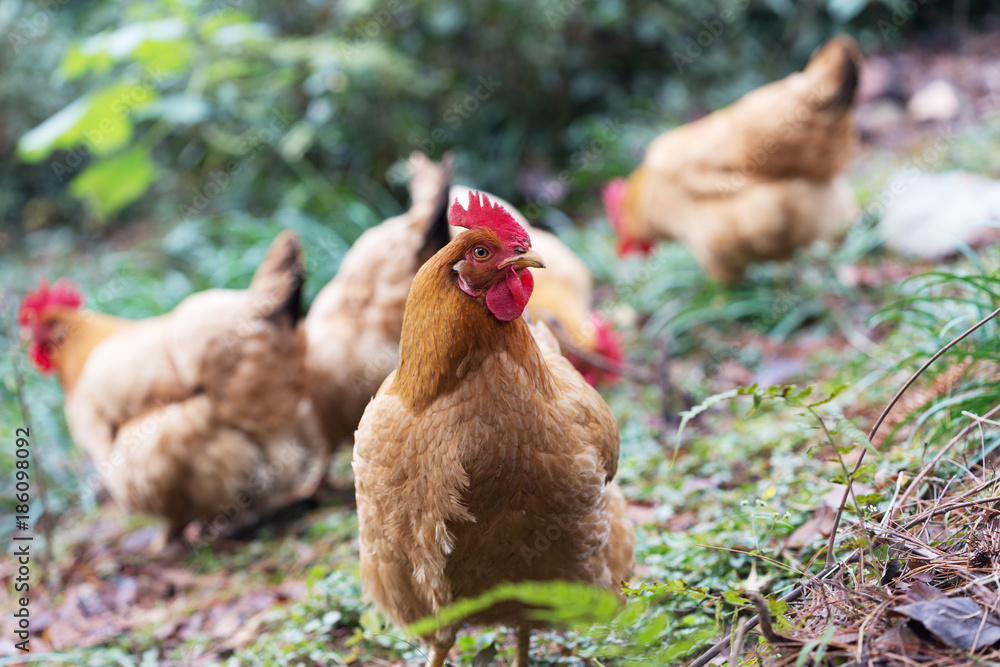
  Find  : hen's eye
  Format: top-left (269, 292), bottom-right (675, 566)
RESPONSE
top-left (472, 247), bottom-right (490, 260)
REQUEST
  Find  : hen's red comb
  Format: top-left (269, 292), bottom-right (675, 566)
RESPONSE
top-left (602, 178), bottom-right (628, 234)
top-left (450, 191), bottom-right (531, 248)
top-left (18, 278), bottom-right (83, 326)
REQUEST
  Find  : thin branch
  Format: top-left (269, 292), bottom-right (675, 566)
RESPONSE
top-left (687, 551), bottom-right (862, 667)
top-left (886, 404), bottom-right (1000, 525)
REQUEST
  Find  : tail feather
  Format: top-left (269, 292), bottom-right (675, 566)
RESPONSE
top-left (807, 35), bottom-right (862, 111)
top-left (250, 230), bottom-right (305, 324)
top-left (414, 152), bottom-right (455, 266)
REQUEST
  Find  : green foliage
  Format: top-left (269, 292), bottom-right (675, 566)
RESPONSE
top-left (68, 145), bottom-right (158, 218)
top-left (867, 258), bottom-right (1000, 459)
top-left (406, 581), bottom-right (622, 637)
top-left (3, 0), bottom-right (956, 236)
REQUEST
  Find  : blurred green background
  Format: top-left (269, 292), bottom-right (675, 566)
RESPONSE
top-left (1, 0), bottom-right (986, 246)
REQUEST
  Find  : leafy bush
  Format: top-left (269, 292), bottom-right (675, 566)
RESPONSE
top-left (4, 0), bottom-right (977, 242)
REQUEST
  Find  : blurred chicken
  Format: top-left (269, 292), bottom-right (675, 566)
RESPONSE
top-left (19, 232), bottom-right (321, 547)
top-left (605, 35), bottom-right (862, 282)
top-left (450, 184), bottom-right (623, 384)
top-left (304, 152), bottom-right (454, 479)
top-left (354, 193), bottom-right (635, 667)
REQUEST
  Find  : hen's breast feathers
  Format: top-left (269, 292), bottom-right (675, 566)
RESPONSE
top-left (354, 318), bottom-right (621, 620)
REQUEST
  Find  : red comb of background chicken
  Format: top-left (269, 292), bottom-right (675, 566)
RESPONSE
top-left (585, 313), bottom-right (624, 386)
top-left (450, 191), bottom-right (531, 248)
top-left (593, 313), bottom-right (622, 368)
top-left (18, 278), bottom-right (83, 327)
top-left (602, 179), bottom-right (653, 256)
top-left (602, 178), bottom-right (628, 232)
top-left (565, 312), bottom-right (625, 386)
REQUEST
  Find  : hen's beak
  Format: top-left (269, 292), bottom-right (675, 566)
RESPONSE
top-left (500, 249), bottom-right (545, 270)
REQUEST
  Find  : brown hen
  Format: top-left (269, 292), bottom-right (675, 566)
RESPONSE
top-left (19, 232), bottom-right (321, 548)
top-left (605, 35), bottom-right (862, 281)
top-left (353, 192), bottom-right (635, 667)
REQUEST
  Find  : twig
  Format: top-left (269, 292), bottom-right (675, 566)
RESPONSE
top-left (886, 404), bottom-right (1000, 526)
top-left (900, 494), bottom-right (1000, 530)
top-left (898, 474), bottom-right (1000, 529)
top-left (687, 552), bottom-right (862, 667)
top-left (962, 410), bottom-right (1000, 429)
top-left (729, 618), bottom-right (748, 667)
top-left (746, 592), bottom-right (783, 644)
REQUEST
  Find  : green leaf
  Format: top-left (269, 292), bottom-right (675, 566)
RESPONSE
top-left (359, 608), bottom-right (386, 635)
top-left (17, 96), bottom-right (92, 163)
top-left (836, 416), bottom-right (880, 458)
top-left (60, 19), bottom-right (190, 80)
top-left (675, 388), bottom-right (740, 453)
top-left (634, 611), bottom-right (668, 646)
top-left (62, 43), bottom-right (115, 80)
top-left (198, 9), bottom-right (255, 37)
top-left (132, 37), bottom-right (194, 74)
top-left (827, 0), bottom-right (870, 22)
top-left (405, 581), bottom-right (621, 637)
top-left (806, 384), bottom-right (847, 408)
top-left (18, 83), bottom-right (157, 162)
top-left (69, 146), bottom-right (157, 219)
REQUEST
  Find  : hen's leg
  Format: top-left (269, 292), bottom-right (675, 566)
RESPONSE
top-left (426, 642), bottom-right (453, 667)
top-left (151, 518), bottom-right (188, 557)
top-left (512, 624), bottom-right (531, 667)
top-left (295, 403), bottom-right (333, 500)
top-left (299, 444), bottom-right (331, 500)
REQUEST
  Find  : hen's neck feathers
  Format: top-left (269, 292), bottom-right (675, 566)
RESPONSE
top-left (49, 308), bottom-right (129, 394)
top-left (393, 241), bottom-right (553, 409)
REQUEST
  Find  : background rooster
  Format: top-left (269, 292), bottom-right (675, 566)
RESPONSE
top-left (19, 231), bottom-right (321, 548)
top-left (304, 152), bottom-right (453, 484)
top-left (605, 35), bottom-right (862, 282)
top-left (353, 192), bottom-right (635, 667)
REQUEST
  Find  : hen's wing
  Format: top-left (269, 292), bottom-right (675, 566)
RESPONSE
top-left (528, 320), bottom-right (619, 480)
top-left (353, 368), bottom-right (474, 628)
